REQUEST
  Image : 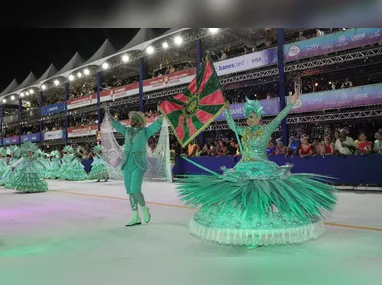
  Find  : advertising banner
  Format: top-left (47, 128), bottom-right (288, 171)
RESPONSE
top-left (214, 48), bottom-right (277, 76)
top-left (3, 136), bottom-right (20, 145)
top-left (284, 28), bottom-right (382, 61)
top-left (104, 83), bottom-right (139, 102)
top-left (67, 94), bottom-right (97, 110)
top-left (215, 83), bottom-right (382, 121)
top-left (41, 102), bottom-right (65, 116)
top-left (67, 125), bottom-right (98, 138)
top-left (44, 130), bottom-right (64, 140)
top-left (21, 133), bottom-right (41, 143)
top-left (142, 69), bottom-right (196, 92)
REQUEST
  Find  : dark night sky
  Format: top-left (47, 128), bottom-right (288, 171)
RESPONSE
top-left (0, 28), bottom-right (169, 92)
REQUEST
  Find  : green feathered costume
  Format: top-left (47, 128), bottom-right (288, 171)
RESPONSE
top-left (177, 98), bottom-right (337, 248)
top-left (89, 145), bottom-right (109, 181)
top-left (60, 146), bottom-right (88, 181)
top-left (0, 148), bottom-right (8, 177)
top-left (0, 146), bottom-right (21, 187)
top-left (10, 142), bottom-right (48, 193)
top-left (45, 150), bottom-right (61, 179)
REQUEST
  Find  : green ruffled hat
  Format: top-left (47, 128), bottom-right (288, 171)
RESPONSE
top-left (94, 144), bottom-right (104, 154)
top-left (50, 150), bottom-right (60, 158)
top-left (63, 145), bottom-right (74, 154)
top-left (21, 142), bottom-right (39, 156)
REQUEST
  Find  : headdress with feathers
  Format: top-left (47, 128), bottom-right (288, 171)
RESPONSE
top-left (7, 146), bottom-right (21, 157)
top-left (244, 97), bottom-right (264, 118)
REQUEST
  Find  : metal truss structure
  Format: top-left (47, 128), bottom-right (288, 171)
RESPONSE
top-left (286, 109), bottom-right (382, 124)
top-left (204, 109), bottom-right (382, 131)
top-left (101, 96), bottom-right (139, 107)
top-left (68, 137), bottom-right (96, 144)
top-left (284, 47), bottom-right (382, 72)
top-left (41, 112), bottom-right (65, 121)
top-left (45, 139), bottom-right (66, 146)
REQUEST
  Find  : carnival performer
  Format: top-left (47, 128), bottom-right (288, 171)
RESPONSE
top-left (104, 106), bottom-right (163, 226)
top-left (59, 146), bottom-right (74, 179)
top-left (177, 93), bottom-right (337, 249)
top-left (61, 146), bottom-right (88, 181)
top-left (9, 142), bottom-right (48, 193)
top-left (37, 150), bottom-right (49, 178)
top-left (89, 145), bottom-right (109, 182)
top-left (45, 150), bottom-right (61, 179)
top-left (0, 146), bottom-right (21, 187)
top-left (0, 148), bottom-right (8, 177)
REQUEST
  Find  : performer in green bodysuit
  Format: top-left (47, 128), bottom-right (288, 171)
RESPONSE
top-left (177, 93), bottom-right (337, 249)
top-left (105, 107), bottom-right (163, 227)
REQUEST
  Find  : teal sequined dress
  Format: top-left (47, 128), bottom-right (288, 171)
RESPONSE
top-left (177, 103), bottom-right (337, 247)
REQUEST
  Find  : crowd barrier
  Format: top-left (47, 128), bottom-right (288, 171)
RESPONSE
top-left (82, 154), bottom-right (382, 185)
top-left (172, 155), bottom-right (382, 185)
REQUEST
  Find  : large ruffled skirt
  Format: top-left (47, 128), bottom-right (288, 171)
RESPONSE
top-left (89, 159), bottom-right (109, 180)
top-left (0, 168), bottom-right (16, 187)
top-left (61, 159), bottom-right (88, 181)
top-left (13, 173), bottom-right (48, 193)
top-left (177, 160), bottom-right (337, 247)
top-left (0, 160), bottom-right (8, 177)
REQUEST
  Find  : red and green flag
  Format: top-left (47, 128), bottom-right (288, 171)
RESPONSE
top-left (159, 57), bottom-right (225, 147)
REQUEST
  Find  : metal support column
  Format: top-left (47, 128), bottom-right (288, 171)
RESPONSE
top-left (96, 72), bottom-right (101, 131)
top-left (18, 97), bottom-right (22, 144)
top-left (277, 28), bottom-right (288, 146)
top-left (64, 82), bottom-right (69, 145)
top-left (138, 58), bottom-right (145, 112)
top-left (39, 90), bottom-right (45, 145)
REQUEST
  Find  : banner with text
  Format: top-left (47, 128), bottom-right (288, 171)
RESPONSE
top-left (216, 83), bottom-right (382, 121)
top-left (104, 83), bottom-right (139, 102)
top-left (68, 125), bottom-right (98, 138)
top-left (142, 69), bottom-right (196, 92)
top-left (44, 130), bottom-right (64, 140)
top-left (284, 28), bottom-right (382, 61)
top-left (41, 102), bottom-right (65, 116)
top-left (3, 136), bottom-right (20, 145)
top-left (21, 133), bottom-right (41, 143)
top-left (67, 94), bottom-right (97, 110)
top-left (214, 48), bottom-right (277, 76)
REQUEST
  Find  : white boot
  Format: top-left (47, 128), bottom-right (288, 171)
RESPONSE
top-left (125, 210), bottom-right (141, 227)
top-left (141, 206), bottom-right (151, 223)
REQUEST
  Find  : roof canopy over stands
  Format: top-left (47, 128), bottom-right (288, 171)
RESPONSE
top-left (0, 79), bottom-right (19, 97)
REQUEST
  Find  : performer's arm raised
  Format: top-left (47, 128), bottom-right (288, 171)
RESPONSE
top-left (105, 107), bottom-right (126, 135)
top-left (146, 115), bottom-right (163, 138)
top-left (225, 101), bottom-right (245, 135)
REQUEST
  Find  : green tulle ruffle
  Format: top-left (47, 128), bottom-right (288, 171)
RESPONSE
top-left (177, 173), bottom-right (337, 223)
top-left (12, 173), bottom-right (48, 193)
top-left (89, 164), bottom-right (108, 180)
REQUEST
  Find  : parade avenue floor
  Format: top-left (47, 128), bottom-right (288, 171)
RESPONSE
top-left (1, 179), bottom-right (382, 284)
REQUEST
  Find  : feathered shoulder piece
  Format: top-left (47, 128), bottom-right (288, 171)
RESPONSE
top-left (0, 148), bottom-right (7, 157)
top-left (244, 97), bottom-right (264, 118)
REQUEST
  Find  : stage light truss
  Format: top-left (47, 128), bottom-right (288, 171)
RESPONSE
top-left (68, 137), bottom-right (96, 144)
top-left (45, 139), bottom-right (66, 146)
top-left (101, 96), bottom-right (139, 107)
top-left (286, 109), bottom-right (382, 124)
top-left (67, 105), bottom-right (98, 116)
top-left (285, 47), bottom-right (382, 72)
